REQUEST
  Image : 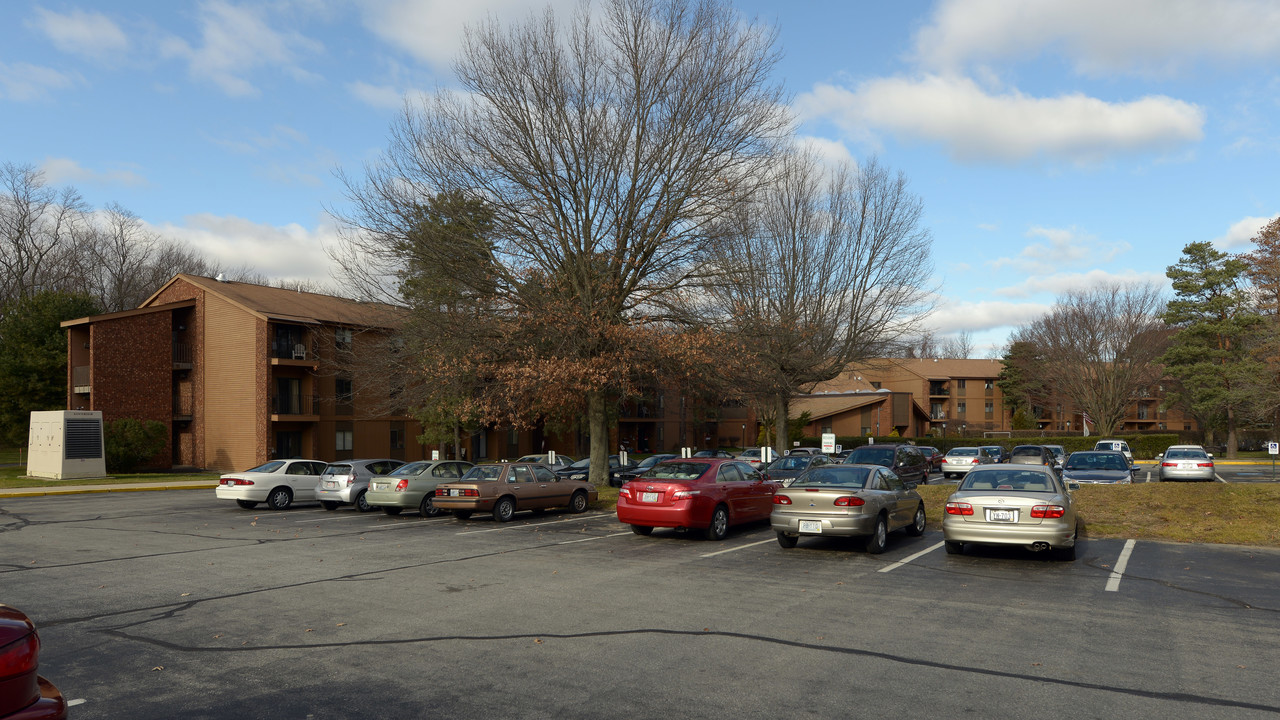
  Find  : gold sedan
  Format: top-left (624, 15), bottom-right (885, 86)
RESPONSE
top-left (943, 465), bottom-right (1080, 561)
top-left (770, 464), bottom-right (926, 553)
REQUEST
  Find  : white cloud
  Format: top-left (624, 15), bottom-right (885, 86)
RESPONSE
top-left (358, 0), bottom-right (579, 68)
top-left (927, 299), bottom-right (1052, 334)
top-left (29, 7), bottom-right (129, 60)
top-left (160, 1), bottom-right (322, 97)
top-left (992, 269), bottom-right (1169, 300)
top-left (989, 226), bottom-right (1130, 275)
top-left (1213, 214), bottom-right (1279, 248)
top-left (347, 80), bottom-right (404, 109)
top-left (39, 157), bottom-right (147, 187)
top-left (914, 0), bottom-right (1280, 76)
top-left (794, 135), bottom-right (856, 171)
top-left (150, 213), bottom-right (339, 284)
top-left (796, 74), bottom-right (1204, 165)
top-left (0, 62), bottom-right (78, 101)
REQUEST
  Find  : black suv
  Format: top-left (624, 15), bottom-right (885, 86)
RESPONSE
top-left (841, 443), bottom-right (929, 484)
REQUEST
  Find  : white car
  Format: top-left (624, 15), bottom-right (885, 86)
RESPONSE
top-left (216, 459), bottom-right (328, 510)
top-left (1093, 439), bottom-right (1133, 465)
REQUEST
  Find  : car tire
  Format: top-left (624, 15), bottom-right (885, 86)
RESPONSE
top-left (704, 505), bottom-right (729, 541)
top-left (382, 507), bottom-right (402, 516)
top-left (320, 501), bottom-right (339, 511)
top-left (906, 504), bottom-right (926, 536)
top-left (776, 531), bottom-right (798, 549)
top-left (266, 487), bottom-right (292, 511)
top-left (354, 491), bottom-right (373, 513)
top-left (454, 510), bottom-right (473, 520)
top-left (864, 514), bottom-right (888, 554)
top-left (568, 490), bottom-right (589, 514)
top-left (235, 499), bottom-right (258, 509)
top-left (944, 540), bottom-right (963, 555)
top-left (631, 524), bottom-right (653, 536)
top-left (493, 496), bottom-right (516, 523)
top-left (419, 494), bottom-right (442, 517)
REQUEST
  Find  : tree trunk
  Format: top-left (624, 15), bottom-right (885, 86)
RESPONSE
top-left (1226, 406), bottom-right (1238, 459)
top-left (452, 420), bottom-right (462, 461)
top-left (587, 390), bottom-right (610, 486)
top-left (774, 393), bottom-right (789, 458)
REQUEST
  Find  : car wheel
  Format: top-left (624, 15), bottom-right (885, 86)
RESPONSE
top-left (320, 501), bottom-right (339, 511)
top-left (944, 540), bottom-right (963, 555)
top-left (568, 490), bottom-right (589, 514)
top-left (704, 505), bottom-right (729, 541)
top-left (419, 494), bottom-right (442, 517)
top-left (236, 499), bottom-right (258, 509)
top-left (354, 491), bottom-right (373, 513)
top-left (906, 504), bottom-right (926, 537)
top-left (864, 514), bottom-right (888, 554)
top-left (776, 531), bottom-right (798, 549)
top-left (266, 487), bottom-right (292, 511)
top-left (454, 510), bottom-right (473, 520)
top-left (382, 507), bottom-right (402, 516)
top-left (493, 496), bottom-right (516, 523)
top-left (631, 524), bottom-right (653, 536)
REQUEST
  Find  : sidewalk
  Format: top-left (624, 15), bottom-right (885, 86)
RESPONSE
top-left (0, 480), bottom-right (216, 498)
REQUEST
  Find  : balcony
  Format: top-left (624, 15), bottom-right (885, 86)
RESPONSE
top-left (930, 411), bottom-right (948, 421)
top-left (272, 394), bottom-right (319, 421)
top-left (928, 385), bottom-right (950, 397)
top-left (173, 342), bottom-right (194, 370)
top-left (173, 394), bottom-right (193, 422)
top-left (72, 365), bottom-right (91, 394)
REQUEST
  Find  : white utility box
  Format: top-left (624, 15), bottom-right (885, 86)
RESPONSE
top-left (26, 410), bottom-right (108, 480)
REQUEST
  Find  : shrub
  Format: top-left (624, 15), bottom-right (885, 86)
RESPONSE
top-left (104, 418), bottom-right (166, 473)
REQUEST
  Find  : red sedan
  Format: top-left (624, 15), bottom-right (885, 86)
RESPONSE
top-left (616, 458), bottom-right (777, 540)
top-left (0, 605), bottom-right (67, 720)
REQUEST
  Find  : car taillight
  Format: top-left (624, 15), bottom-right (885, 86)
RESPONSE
top-left (833, 496), bottom-right (864, 507)
top-left (1161, 462), bottom-right (1177, 467)
top-left (1031, 505), bottom-right (1066, 518)
top-left (0, 629), bottom-right (38, 680)
top-left (671, 489), bottom-right (699, 499)
top-left (461, 488), bottom-right (480, 497)
top-left (618, 488), bottom-right (632, 499)
top-left (223, 478), bottom-right (253, 486)
top-left (1196, 463), bottom-right (1213, 468)
top-left (395, 479), bottom-right (408, 491)
top-left (970, 458), bottom-right (979, 464)
top-left (945, 502), bottom-right (973, 515)
top-left (345, 476), bottom-right (355, 487)
top-left (773, 495), bottom-right (792, 505)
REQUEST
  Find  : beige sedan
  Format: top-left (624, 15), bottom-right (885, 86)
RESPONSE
top-left (434, 462), bottom-right (598, 522)
top-left (943, 465), bottom-right (1079, 561)
top-left (770, 464), bottom-right (926, 553)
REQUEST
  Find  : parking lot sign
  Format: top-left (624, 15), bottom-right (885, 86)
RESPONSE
top-left (1269, 442), bottom-right (1279, 455)
top-left (821, 433), bottom-right (836, 454)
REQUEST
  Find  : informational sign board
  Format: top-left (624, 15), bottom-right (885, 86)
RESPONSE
top-left (432, 450), bottom-right (440, 461)
top-left (1269, 442), bottom-right (1279, 455)
top-left (821, 433), bottom-right (836, 453)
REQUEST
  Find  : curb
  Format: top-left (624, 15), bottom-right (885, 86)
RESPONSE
top-left (0, 484), bottom-right (217, 498)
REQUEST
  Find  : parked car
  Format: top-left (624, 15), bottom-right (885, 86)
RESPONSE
top-left (316, 459), bottom-right (405, 512)
top-left (771, 464), bottom-right (926, 553)
top-left (980, 445), bottom-right (1008, 463)
top-left (610, 453), bottom-right (679, 487)
top-left (516, 453), bottom-right (575, 469)
top-left (215, 459), bottom-right (328, 510)
top-left (434, 462), bottom-right (597, 521)
top-left (1008, 445), bottom-right (1057, 468)
top-left (786, 447), bottom-right (825, 456)
top-left (763, 453), bottom-right (833, 486)
top-left (616, 458), bottom-right (776, 540)
top-left (917, 446), bottom-right (945, 472)
top-left (1044, 444), bottom-right (1067, 466)
top-left (556, 455), bottom-right (630, 481)
top-left (365, 460), bottom-right (475, 516)
top-left (736, 447), bottom-right (767, 470)
top-left (943, 465), bottom-right (1080, 561)
top-left (1093, 439), bottom-right (1133, 465)
top-left (841, 443), bottom-right (929, 484)
top-left (693, 449), bottom-right (736, 458)
top-left (1156, 446), bottom-right (1216, 482)
top-left (940, 447), bottom-right (994, 479)
top-left (0, 605), bottom-right (67, 720)
top-left (1061, 451), bottom-right (1133, 484)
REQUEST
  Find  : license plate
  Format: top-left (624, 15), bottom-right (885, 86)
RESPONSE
top-left (641, 492), bottom-right (660, 503)
top-left (449, 488), bottom-right (460, 496)
top-left (1179, 463), bottom-right (1193, 469)
top-left (799, 520), bottom-right (822, 533)
top-left (373, 482), bottom-right (387, 491)
top-left (323, 481), bottom-right (337, 489)
top-left (987, 509), bottom-right (1017, 523)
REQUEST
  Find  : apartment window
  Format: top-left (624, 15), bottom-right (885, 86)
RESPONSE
top-left (984, 380), bottom-right (993, 391)
top-left (336, 429), bottom-right (353, 451)
top-left (335, 327), bottom-right (353, 350)
top-left (957, 401), bottom-right (966, 416)
top-left (390, 427), bottom-right (405, 450)
top-left (984, 401), bottom-right (993, 417)
top-left (957, 380), bottom-right (966, 388)
top-left (821, 424), bottom-right (832, 434)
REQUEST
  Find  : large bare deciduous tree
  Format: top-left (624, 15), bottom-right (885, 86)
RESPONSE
top-left (689, 152), bottom-right (933, 453)
top-left (1012, 282), bottom-right (1167, 436)
top-left (0, 163), bottom-right (89, 310)
top-left (331, 0), bottom-right (791, 483)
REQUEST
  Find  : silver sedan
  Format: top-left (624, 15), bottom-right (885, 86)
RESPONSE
top-left (942, 465), bottom-right (1079, 561)
top-left (1157, 447), bottom-right (1216, 482)
top-left (770, 464), bottom-right (925, 553)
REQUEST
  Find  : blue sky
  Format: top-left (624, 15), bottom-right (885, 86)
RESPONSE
top-left (3, 0), bottom-right (1278, 355)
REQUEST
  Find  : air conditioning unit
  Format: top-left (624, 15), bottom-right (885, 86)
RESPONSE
top-left (26, 410), bottom-right (107, 480)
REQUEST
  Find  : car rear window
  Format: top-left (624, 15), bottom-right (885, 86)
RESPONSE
top-left (947, 448), bottom-right (978, 457)
top-left (642, 462), bottom-right (712, 481)
top-left (321, 464), bottom-right (352, 476)
top-left (791, 466), bottom-right (871, 488)
top-left (960, 469), bottom-right (1057, 492)
top-left (1010, 447), bottom-right (1042, 457)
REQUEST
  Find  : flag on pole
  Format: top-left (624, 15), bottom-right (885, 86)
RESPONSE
top-left (1082, 411), bottom-right (1092, 437)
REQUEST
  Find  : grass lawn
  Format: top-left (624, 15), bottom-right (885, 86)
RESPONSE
top-left (0, 465), bottom-right (216, 489)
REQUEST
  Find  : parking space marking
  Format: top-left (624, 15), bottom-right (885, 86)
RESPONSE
top-left (296, 514), bottom-right (369, 523)
top-left (700, 539), bottom-right (775, 558)
top-left (877, 541), bottom-right (945, 573)
top-left (558, 531), bottom-right (633, 545)
top-left (67, 699), bottom-right (86, 707)
top-left (1105, 539), bottom-right (1137, 592)
top-left (455, 513), bottom-right (613, 535)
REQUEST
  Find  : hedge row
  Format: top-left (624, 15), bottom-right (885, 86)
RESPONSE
top-left (800, 434), bottom-right (1182, 460)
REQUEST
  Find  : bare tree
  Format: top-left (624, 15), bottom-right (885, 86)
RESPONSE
top-left (330, 0), bottom-right (790, 482)
top-left (1012, 282), bottom-right (1168, 436)
top-left (939, 330), bottom-right (974, 359)
top-left (0, 163), bottom-right (90, 309)
top-left (690, 151), bottom-right (933, 453)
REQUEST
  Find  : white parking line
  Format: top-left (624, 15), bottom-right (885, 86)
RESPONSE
top-left (877, 541), bottom-right (945, 573)
top-left (1105, 539), bottom-right (1137, 592)
top-left (700, 539), bottom-right (775, 558)
top-left (559, 531), bottom-right (633, 545)
top-left (296, 514), bottom-right (366, 523)
top-left (455, 513), bottom-right (612, 535)
top-left (67, 699), bottom-right (86, 707)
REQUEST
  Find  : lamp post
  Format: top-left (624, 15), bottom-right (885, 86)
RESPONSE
top-left (961, 422), bottom-right (966, 437)
top-left (941, 422), bottom-right (947, 438)
top-left (741, 424), bottom-right (746, 449)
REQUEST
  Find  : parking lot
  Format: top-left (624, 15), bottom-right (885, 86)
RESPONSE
top-left (3, 490), bottom-right (1279, 719)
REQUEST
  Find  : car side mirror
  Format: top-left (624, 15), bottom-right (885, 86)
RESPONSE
top-left (1068, 482), bottom-right (1081, 491)
top-left (905, 481), bottom-right (918, 490)
top-left (1155, 454), bottom-right (1163, 461)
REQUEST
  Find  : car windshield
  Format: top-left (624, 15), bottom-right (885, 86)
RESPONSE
top-left (960, 469), bottom-right (1057, 492)
top-left (844, 448), bottom-right (893, 466)
top-left (634, 455), bottom-right (668, 470)
top-left (462, 465), bottom-right (505, 482)
top-left (246, 461), bottom-right (285, 473)
top-left (767, 456), bottom-right (811, 471)
top-left (792, 466), bottom-right (871, 488)
top-left (1165, 449), bottom-right (1209, 460)
top-left (567, 458), bottom-right (592, 469)
top-left (947, 448), bottom-right (979, 457)
top-left (641, 462), bottom-right (711, 481)
top-left (1064, 453), bottom-right (1129, 471)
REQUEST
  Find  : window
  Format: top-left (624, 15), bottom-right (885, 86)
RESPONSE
top-left (335, 327), bottom-right (353, 350)
top-left (390, 427), bottom-right (405, 450)
top-left (870, 381), bottom-right (881, 389)
top-left (957, 401), bottom-right (966, 416)
top-left (984, 401), bottom-right (993, 414)
top-left (984, 380), bottom-right (994, 390)
top-left (821, 423), bottom-right (832, 434)
top-left (336, 429), bottom-right (353, 451)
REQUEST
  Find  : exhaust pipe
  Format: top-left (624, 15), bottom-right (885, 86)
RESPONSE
top-left (1031, 542), bottom-right (1051, 552)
